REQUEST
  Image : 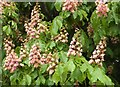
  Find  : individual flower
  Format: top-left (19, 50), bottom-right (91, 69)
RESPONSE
top-left (89, 37), bottom-right (107, 67)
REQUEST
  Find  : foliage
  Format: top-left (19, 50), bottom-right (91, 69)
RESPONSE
top-left (1, 1), bottom-right (120, 87)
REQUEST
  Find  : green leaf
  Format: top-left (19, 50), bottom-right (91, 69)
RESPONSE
top-left (23, 59), bottom-right (30, 67)
top-left (63, 11), bottom-right (71, 18)
top-left (104, 75), bottom-right (114, 86)
top-left (95, 68), bottom-right (114, 86)
top-left (52, 71), bottom-right (61, 85)
top-left (90, 11), bottom-right (100, 28)
top-left (78, 10), bottom-right (83, 20)
top-left (59, 51), bottom-right (68, 63)
top-left (81, 10), bottom-right (88, 21)
top-left (10, 73), bottom-right (17, 85)
top-left (46, 77), bottom-right (54, 85)
top-left (56, 18), bottom-right (62, 28)
top-left (111, 3), bottom-right (120, 24)
top-left (40, 44), bottom-right (45, 52)
top-left (56, 64), bottom-right (64, 76)
top-left (35, 76), bottom-right (46, 85)
top-left (90, 66), bottom-right (113, 85)
top-left (90, 67), bottom-right (100, 83)
top-left (35, 77), bottom-right (41, 85)
top-left (87, 64), bottom-right (94, 75)
top-left (54, 0), bottom-right (62, 11)
top-left (3, 25), bottom-right (12, 35)
top-left (31, 70), bottom-right (38, 79)
top-left (0, 67), bottom-right (2, 75)
top-left (20, 76), bottom-right (26, 85)
top-left (40, 64), bottom-right (48, 74)
top-left (71, 67), bottom-right (86, 83)
top-left (3, 25), bottom-right (8, 31)
top-left (50, 20), bottom-right (58, 35)
top-left (61, 71), bottom-right (68, 83)
top-left (12, 12), bottom-right (18, 21)
top-left (11, 20), bottom-right (17, 28)
top-left (49, 41), bottom-right (56, 49)
top-left (65, 59), bottom-right (75, 72)
top-left (40, 76), bottom-right (46, 84)
top-left (15, 46), bottom-right (20, 54)
top-left (25, 74), bottom-right (31, 85)
top-left (80, 30), bottom-right (89, 51)
top-left (53, 64), bottom-right (66, 84)
top-left (97, 68), bottom-right (106, 85)
top-left (80, 63), bottom-right (87, 73)
top-left (73, 11), bottom-right (78, 19)
top-left (50, 16), bottom-right (63, 35)
top-left (93, 31), bottom-right (101, 45)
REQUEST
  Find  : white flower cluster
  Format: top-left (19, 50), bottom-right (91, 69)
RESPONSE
top-left (62, 0), bottom-right (80, 13)
top-left (52, 28), bottom-right (68, 43)
top-left (3, 38), bottom-right (21, 73)
top-left (29, 44), bottom-right (58, 73)
top-left (29, 44), bottom-right (42, 68)
top-left (67, 37), bottom-right (82, 57)
top-left (95, 0), bottom-right (109, 17)
top-left (0, 0), bottom-right (10, 18)
top-left (89, 37), bottom-right (107, 67)
top-left (24, 3), bottom-right (47, 40)
top-left (19, 44), bottom-right (28, 60)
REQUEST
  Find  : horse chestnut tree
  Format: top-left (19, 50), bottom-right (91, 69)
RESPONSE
top-left (1, 0), bottom-right (120, 86)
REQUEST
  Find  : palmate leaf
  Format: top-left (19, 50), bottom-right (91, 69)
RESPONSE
top-left (35, 76), bottom-right (46, 85)
top-left (25, 74), bottom-right (32, 85)
top-left (50, 16), bottom-right (63, 35)
top-left (35, 77), bottom-right (41, 85)
top-left (58, 51), bottom-right (68, 63)
top-left (71, 67), bottom-right (86, 83)
top-left (40, 64), bottom-right (48, 74)
top-left (73, 11), bottom-right (78, 19)
top-left (65, 59), bottom-right (75, 72)
top-left (52, 64), bottom-right (67, 84)
top-left (20, 76), bottom-right (26, 85)
top-left (49, 41), bottom-right (56, 49)
top-left (3, 25), bottom-right (12, 35)
top-left (80, 63), bottom-right (88, 73)
top-left (90, 66), bottom-right (114, 86)
top-left (52, 70), bottom-right (61, 85)
top-left (61, 11), bottom-right (71, 18)
top-left (10, 73), bottom-right (17, 85)
top-left (54, 0), bottom-right (62, 11)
